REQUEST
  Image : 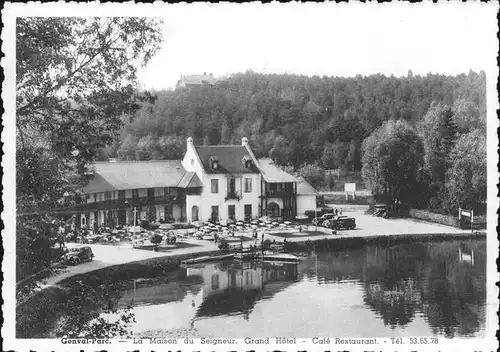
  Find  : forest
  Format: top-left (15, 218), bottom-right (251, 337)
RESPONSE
top-left (103, 70), bottom-right (486, 215)
top-left (106, 70), bottom-right (485, 166)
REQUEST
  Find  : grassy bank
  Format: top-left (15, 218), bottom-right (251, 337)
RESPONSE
top-left (16, 250), bottom-right (220, 338)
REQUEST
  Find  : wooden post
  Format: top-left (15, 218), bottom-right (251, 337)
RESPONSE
top-left (471, 210), bottom-right (474, 234)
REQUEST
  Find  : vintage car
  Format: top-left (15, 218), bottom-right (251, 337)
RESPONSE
top-left (312, 213), bottom-right (336, 226)
top-left (62, 246), bottom-right (94, 265)
top-left (324, 215), bottom-right (356, 230)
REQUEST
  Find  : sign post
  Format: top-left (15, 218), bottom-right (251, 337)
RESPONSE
top-left (344, 183), bottom-right (356, 201)
top-left (459, 208), bottom-right (474, 234)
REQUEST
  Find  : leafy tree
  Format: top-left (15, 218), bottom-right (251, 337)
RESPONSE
top-left (419, 103), bottom-right (457, 184)
top-left (297, 164), bottom-right (326, 190)
top-left (17, 17), bottom-right (162, 209)
top-left (116, 134), bottom-right (138, 160)
top-left (16, 17), bottom-right (163, 280)
top-left (362, 120), bottom-right (424, 205)
top-left (321, 142), bottom-right (348, 169)
top-left (444, 130), bottom-right (486, 213)
top-left (452, 98), bottom-right (486, 134)
top-left (135, 134), bottom-right (157, 160)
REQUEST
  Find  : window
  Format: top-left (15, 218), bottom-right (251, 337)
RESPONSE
top-left (164, 187), bottom-right (171, 196)
top-left (164, 204), bottom-right (173, 217)
top-left (228, 178), bottom-right (236, 194)
top-left (211, 179), bottom-right (219, 194)
top-left (147, 188), bottom-right (154, 200)
top-left (190, 158), bottom-right (194, 165)
top-left (244, 204), bottom-right (252, 220)
top-left (104, 191), bottom-right (111, 201)
top-left (94, 193), bottom-right (97, 203)
top-left (211, 274), bottom-right (220, 290)
top-left (118, 190), bottom-right (125, 200)
top-left (132, 189), bottom-right (139, 200)
top-left (228, 205), bottom-right (235, 220)
top-left (211, 205), bottom-right (219, 222)
top-left (244, 178), bottom-right (252, 193)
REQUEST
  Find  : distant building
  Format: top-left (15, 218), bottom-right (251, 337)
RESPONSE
top-left (176, 72), bottom-right (217, 90)
top-left (70, 137), bottom-right (318, 228)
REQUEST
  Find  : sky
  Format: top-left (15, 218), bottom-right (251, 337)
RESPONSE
top-left (137, 2), bottom-right (498, 90)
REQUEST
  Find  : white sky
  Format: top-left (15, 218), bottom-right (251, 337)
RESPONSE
top-left (136, 2), bottom-right (498, 90)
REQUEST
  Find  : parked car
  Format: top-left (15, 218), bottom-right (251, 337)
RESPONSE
top-left (373, 204), bottom-right (387, 217)
top-left (63, 246), bottom-right (94, 265)
top-left (312, 213), bottom-right (336, 226)
top-left (325, 215), bottom-right (356, 230)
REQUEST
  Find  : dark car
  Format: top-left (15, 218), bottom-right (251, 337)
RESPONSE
top-left (325, 216), bottom-right (356, 230)
top-left (312, 213), bottom-right (336, 226)
top-left (63, 246), bottom-right (94, 265)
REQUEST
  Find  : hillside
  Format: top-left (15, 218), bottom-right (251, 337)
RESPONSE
top-left (105, 70), bottom-right (486, 172)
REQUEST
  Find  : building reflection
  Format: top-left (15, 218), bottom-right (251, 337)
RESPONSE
top-left (184, 261), bottom-right (298, 319)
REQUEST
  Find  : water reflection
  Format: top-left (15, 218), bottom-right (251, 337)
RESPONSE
top-left (182, 261), bottom-right (298, 319)
top-left (302, 241), bottom-right (486, 338)
top-left (38, 240), bottom-right (486, 338)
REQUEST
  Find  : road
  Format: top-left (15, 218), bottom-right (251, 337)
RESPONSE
top-left (40, 205), bottom-right (470, 288)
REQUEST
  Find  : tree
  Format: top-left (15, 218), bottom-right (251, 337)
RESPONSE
top-left (445, 129), bottom-right (486, 213)
top-left (418, 102), bottom-right (457, 184)
top-left (297, 164), bottom-right (326, 190)
top-left (16, 17), bottom-right (163, 280)
top-left (361, 120), bottom-right (424, 205)
top-left (321, 142), bottom-right (348, 169)
top-left (17, 17), bottom-right (163, 210)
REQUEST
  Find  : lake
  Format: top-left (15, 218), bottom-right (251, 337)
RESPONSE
top-left (47, 239), bottom-right (486, 339)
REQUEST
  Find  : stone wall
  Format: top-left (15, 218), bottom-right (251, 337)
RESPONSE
top-left (409, 209), bottom-right (460, 227)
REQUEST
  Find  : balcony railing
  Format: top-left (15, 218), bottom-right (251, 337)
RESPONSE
top-left (83, 195), bottom-right (180, 209)
top-left (261, 190), bottom-right (296, 198)
top-left (225, 190), bottom-right (241, 201)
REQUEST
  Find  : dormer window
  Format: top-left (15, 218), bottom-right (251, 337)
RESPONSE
top-left (210, 156), bottom-right (219, 170)
top-left (242, 155), bottom-right (253, 168)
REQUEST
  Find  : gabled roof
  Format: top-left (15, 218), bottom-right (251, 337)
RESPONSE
top-left (195, 145), bottom-right (260, 174)
top-left (178, 172), bottom-right (203, 188)
top-left (297, 176), bottom-right (318, 195)
top-left (83, 160), bottom-right (186, 193)
top-left (257, 158), bottom-right (298, 183)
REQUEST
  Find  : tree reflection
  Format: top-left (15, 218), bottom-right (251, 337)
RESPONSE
top-left (308, 240), bottom-right (486, 337)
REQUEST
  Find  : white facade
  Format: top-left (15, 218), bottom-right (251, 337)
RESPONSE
top-left (297, 194), bottom-right (317, 216)
top-left (182, 137), bottom-right (261, 222)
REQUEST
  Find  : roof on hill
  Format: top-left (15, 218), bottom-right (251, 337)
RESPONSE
top-left (257, 158), bottom-right (298, 183)
top-left (195, 145), bottom-right (259, 174)
top-left (180, 73), bottom-right (217, 85)
top-left (83, 160), bottom-right (186, 193)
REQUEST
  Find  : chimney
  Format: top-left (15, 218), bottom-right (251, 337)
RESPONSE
top-left (241, 137), bottom-right (248, 146)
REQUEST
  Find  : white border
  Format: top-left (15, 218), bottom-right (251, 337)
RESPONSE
top-left (2, 2), bottom-right (498, 352)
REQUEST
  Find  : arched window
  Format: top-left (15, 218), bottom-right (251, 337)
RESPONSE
top-left (192, 205), bottom-right (199, 221)
top-left (268, 202), bottom-right (280, 217)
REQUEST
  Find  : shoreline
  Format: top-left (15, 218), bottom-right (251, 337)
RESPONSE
top-left (16, 232), bottom-right (485, 338)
